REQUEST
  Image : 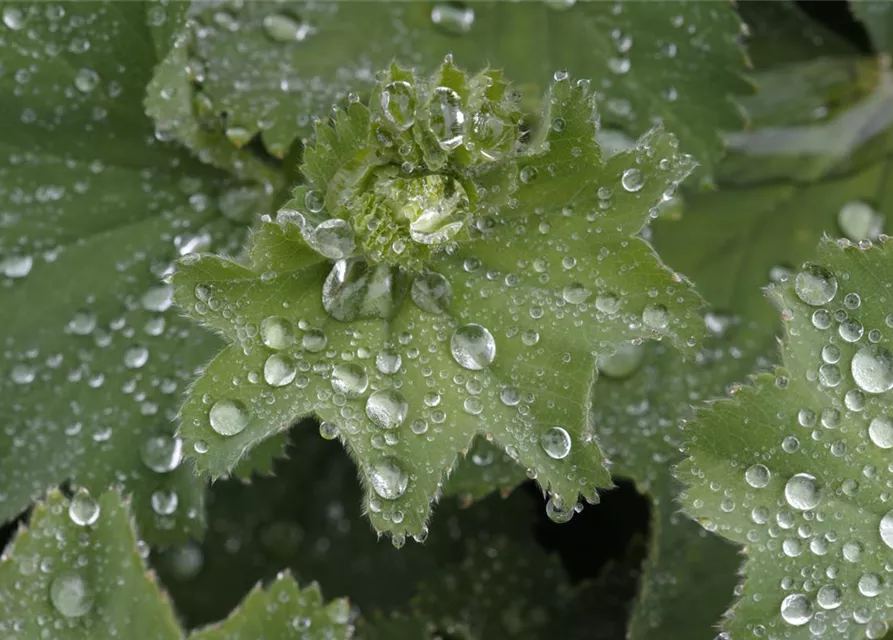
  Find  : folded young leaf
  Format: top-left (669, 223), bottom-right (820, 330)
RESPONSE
top-left (173, 60), bottom-right (704, 541)
top-left (0, 489), bottom-right (352, 639)
top-left (680, 238), bottom-right (893, 639)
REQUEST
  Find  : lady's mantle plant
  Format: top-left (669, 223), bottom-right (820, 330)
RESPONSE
top-left (172, 58), bottom-right (704, 542)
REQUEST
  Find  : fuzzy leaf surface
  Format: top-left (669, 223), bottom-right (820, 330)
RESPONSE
top-left (172, 64), bottom-right (704, 540)
top-left (185, 0), bottom-right (748, 171)
top-left (680, 238), bottom-right (893, 639)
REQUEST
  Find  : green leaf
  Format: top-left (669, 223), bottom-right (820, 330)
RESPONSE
top-left (0, 488), bottom-right (353, 639)
top-left (172, 62), bottom-right (704, 540)
top-left (185, 0), bottom-right (749, 171)
top-left (0, 0), bottom-right (275, 544)
top-left (0, 489), bottom-right (182, 639)
top-left (679, 238), bottom-right (893, 639)
top-left (189, 574), bottom-right (352, 640)
top-left (851, 0), bottom-right (893, 54)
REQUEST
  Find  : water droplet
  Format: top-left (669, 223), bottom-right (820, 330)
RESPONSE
top-left (50, 573), bottom-right (93, 618)
top-left (74, 68), bottom-right (100, 93)
top-left (816, 585), bottom-right (841, 610)
top-left (811, 309), bottom-right (831, 329)
top-left (380, 81), bottom-right (416, 131)
top-left (822, 344), bottom-right (841, 364)
top-left (262, 12), bottom-right (313, 42)
top-left (642, 304), bottom-right (669, 330)
top-left (141, 284), bottom-right (174, 312)
top-left (621, 168), bottom-right (644, 192)
top-left (311, 219), bottom-right (355, 260)
top-left (794, 264), bottom-right (837, 306)
top-left (880, 510), bottom-right (893, 549)
top-left (1, 255), bottom-right (32, 278)
top-left (858, 573), bottom-right (882, 597)
top-left (302, 328), bottom-right (328, 352)
top-left (545, 496), bottom-right (574, 523)
top-left (838, 318), bottom-right (863, 342)
top-left (597, 341), bottom-right (645, 378)
top-left (541, 427), bottom-right (572, 459)
top-left (140, 435), bottom-right (183, 473)
top-left (745, 464), bottom-right (770, 488)
top-left (411, 272), bottom-right (452, 314)
top-left (68, 310), bottom-right (97, 335)
top-left (369, 457), bottom-right (408, 499)
top-left (2, 7), bottom-right (24, 30)
top-left (151, 489), bottom-right (178, 516)
top-left (595, 292), bottom-right (621, 315)
top-left (430, 2), bottom-right (474, 34)
top-left (10, 363), bottom-right (35, 385)
top-left (450, 324), bottom-right (496, 370)
top-left (322, 259), bottom-right (399, 322)
top-left (851, 345), bottom-right (893, 393)
top-left (264, 354), bottom-right (296, 387)
top-left (319, 421), bottom-right (339, 440)
top-left (68, 489), bottom-right (99, 526)
top-left (561, 283), bottom-right (590, 305)
top-left (429, 86), bottom-right (465, 150)
top-left (124, 345), bottom-right (149, 369)
top-left (780, 593), bottom-right (813, 626)
top-left (365, 389), bottom-right (408, 429)
top-left (209, 399), bottom-right (249, 436)
top-left (331, 363), bottom-right (369, 397)
top-left (838, 200), bottom-right (882, 241)
top-left (519, 165), bottom-right (538, 184)
top-left (869, 416), bottom-right (893, 449)
top-left (260, 316), bottom-right (294, 350)
top-left (375, 351), bottom-right (402, 375)
top-left (784, 473), bottom-right (820, 510)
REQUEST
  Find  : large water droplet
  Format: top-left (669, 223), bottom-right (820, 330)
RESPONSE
top-left (745, 464), bottom-right (770, 488)
top-left (780, 593), bottom-right (813, 626)
top-left (124, 345), bottom-right (149, 369)
top-left (450, 324), bottom-right (495, 370)
top-left (816, 585), bottom-right (841, 610)
top-left (264, 354), bottom-right (296, 387)
top-left (140, 435), bottom-right (183, 473)
top-left (561, 282), bottom-right (590, 305)
top-left (642, 304), bottom-right (669, 330)
top-left (597, 341), bottom-right (645, 379)
top-left (411, 272), bottom-right (452, 314)
top-left (429, 86), bottom-right (465, 150)
top-left (260, 316), bottom-right (295, 350)
top-left (369, 457), bottom-right (409, 500)
top-left (68, 310), bottom-right (97, 336)
top-left (151, 489), bottom-right (179, 516)
top-left (311, 219), bottom-right (355, 260)
top-left (209, 399), bottom-right (249, 436)
top-left (794, 264), bottom-right (837, 306)
top-left (380, 80), bottom-right (416, 131)
top-left (323, 258), bottom-right (400, 322)
top-left (50, 573), bottom-right (93, 618)
top-left (852, 345), bottom-right (893, 394)
top-left (262, 11), bottom-right (313, 42)
top-left (869, 416), bottom-right (893, 449)
top-left (74, 68), bottom-right (100, 93)
top-left (541, 427), bottom-right (572, 459)
top-left (375, 351), bottom-right (402, 375)
top-left (331, 363), bottom-right (369, 397)
top-left (880, 510), bottom-right (893, 549)
top-left (365, 389), bottom-right (408, 429)
top-left (2, 7), bottom-right (24, 30)
top-left (621, 168), bottom-right (644, 192)
top-left (838, 200), bottom-right (882, 241)
top-left (784, 473), bottom-right (820, 510)
top-left (68, 489), bottom-right (99, 526)
top-left (430, 2), bottom-right (475, 35)
top-left (302, 328), bottom-right (327, 352)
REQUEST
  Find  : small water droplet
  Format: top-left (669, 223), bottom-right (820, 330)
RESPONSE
top-left (858, 573), bottom-right (882, 597)
top-left (302, 328), bottom-right (328, 352)
top-left (595, 292), bottom-right (621, 315)
top-left (151, 489), bottom-right (179, 516)
top-left (869, 416), bottom-right (893, 449)
top-left (2, 7), bottom-right (24, 30)
top-left (450, 324), bottom-right (496, 370)
top-left (74, 68), bottom-right (100, 93)
top-left (816, 585), bottom-right (841, 610)
top-left (784, 473), bottom-right (820, 510)
top-left (880, 510), bottom-right (893, 549)
top-left (519, 165), bottom-right (538, 184)
top-left (311, 219), bottom-right (355, 260)
top-left (411, 272), bottom-right (452, 314)
top-left (140, 435), bottom-right (183, 473)
top-left (365, 389), bottom-right (408, 429)
top-left (124, 345), bottom-right (149, 369)
top-left (429, 86), bottom-right (465, 150)
top-left (745, 464), bottom-right (770, 488)
top-left (561, 282), bottom-right (590, 305)
top-left (642, 304), bottom-right (669, 330)
top-left (541, 426), bottom-right (572, 459)
top-left (209, 399), bottom-right (249, 436)
top-left (264, 354), bottom-right (296, 387)
top-left (50, 573), bottom-right (93, 618)
top-left (319, 421), bottom-right (339, 440)
top-left (369, 457), bottom-right (408, 500)
top-left (597, 341), bottom-right (645, 378)
top-left (68, 310), bottom-right (97, 335)
top-left (375, 351), bottom-right (402, 375)
top-left (141, 284), bottom-right (173, 312)
top-left (838, 200), bottom-right (882, 241)
top-left (68, 489), bottom-right (99, 526)
top-left (794, 264), bottom-right (837, 306)
top-left (430, 2), bottom-right (475, 34)
top-left (380, 80), bottom-right (416, 131)
top-left (545, 496), bottom-right (574, 523)
top-left (262, 11), bottom-right (313, 43)
top-left (780, 593), bottom-right (813, 626)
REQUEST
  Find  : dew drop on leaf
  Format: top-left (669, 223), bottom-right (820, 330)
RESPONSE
top-left (301, 328), bottom-right (328, 352)
top-left (263, 354), bottom-right (296, 387)
top-left (375, 351), bottom-right (402, 375)
top-left (450, 324), bottom-right (496, 370)
top-left (838, 200), bottom-right (882, 241)
top-left (784, 473), bottom-right (820, 510)
top-left (68, 310), bottom-right (97, 336)
top-left (642, 304), bottom-right (669, 330)
top-left (816, 585), bottom-right (841, 610)
top-left (793, 264), bottom-right (837, 306)
top-left (209, 399), bottom-right (250, 436)
top-left (262, 11), bottom-right (313, 43)
top-left (311, 219), bottom-right (355, 260)
top-left (561, 282), bottom-right (590, 305)
top-left (429, 86), bottom-right (465, 151)
top-left (868, 416), bottom-right (893, 449)
top-left (140, 284), bottom-right (174, 312)
top-left (330, 363), bottom-right (369, 397)
top-left (595, 292), bottom-right (621, 315)
top-left (151, 489), bottom-right (179, 516)
top-left (140, 435), bottom-right (183, 473)
top-left (50, 572), bottom-right (93, 618)
top-left (368, 457), bottom-right (409, 500)
top-left (380, 81), bottom-right (416, 131)
top-left (621, 168), bottom-right (644, 192)
top-left (541, 426), bottom-right (572, 459)
top-left (124, 345), bottom-right (149, 369)
top-left (73, 68), bottom-right (100, 93)
top-left (2, 6), bottom-right (24, 30)
top-left (780, 593), bottom-right (813, 626)
top-left (545, 496), bottom-right (574, 523)
top-left (597, 341), bottom-right (645, 379)
top-left (879, 511), bottom-right (893, 549)
top-left (68, 489), bottom-right (100, 527)
top-left (260, 316), bottom-right (295, 350)
top-left (858, 573), bottom-right (882, 597)
top-left (851, 345), bottom-right (893, 394)
top-left (365, 389), bottom-right (408, 429)
top-left (744, 463), bottom-right (770, 488)
top-left (411, 272), bottom-right (452, 314)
